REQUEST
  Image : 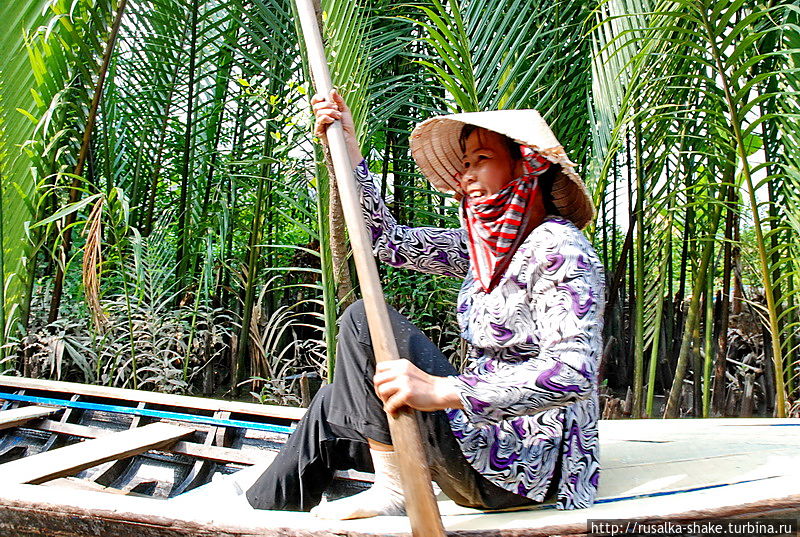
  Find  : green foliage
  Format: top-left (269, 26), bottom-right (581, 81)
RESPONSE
top-left (17, 229), bottom-right (232, 392)
top-left (0, 0), bottom-right (797, 415)
top-left (1, 0), bottom-right (113, 343)
top-left (593, 0), bottom-right (800, 416)
top-left (407, 0), bottom-right (594, 164)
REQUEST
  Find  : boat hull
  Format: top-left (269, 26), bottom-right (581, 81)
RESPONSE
top-left (0, 377), bottom-right (797, 536)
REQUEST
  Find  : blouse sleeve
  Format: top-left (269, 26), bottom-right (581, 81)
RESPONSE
top-left (450, 231), bottom-right (604, 425)
top-left (354, 159), bottom-right (470, 278)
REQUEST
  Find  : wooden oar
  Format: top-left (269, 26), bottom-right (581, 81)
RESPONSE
top-left (293, 1), bottom-right (446, 535)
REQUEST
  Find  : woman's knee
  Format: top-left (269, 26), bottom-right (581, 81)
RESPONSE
top-left (340, 298), bottom-right (367, 326)
top-left (303, 383), bottom-right (333, 423)
top-left (338, 299), bottom-right (370, 344)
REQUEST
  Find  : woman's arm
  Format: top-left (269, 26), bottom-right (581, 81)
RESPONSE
top-left (313, 90), bottom-right (470, 277)
top-left (354, 160), bottom-right (469, 277)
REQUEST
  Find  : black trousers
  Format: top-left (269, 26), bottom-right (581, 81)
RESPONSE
top-left (245, 300), bottom-right (555, 511)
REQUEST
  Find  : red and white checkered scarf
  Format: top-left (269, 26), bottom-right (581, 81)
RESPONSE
top-left (462, 146), bottom-right (552, 291)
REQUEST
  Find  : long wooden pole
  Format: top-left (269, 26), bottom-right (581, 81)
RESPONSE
top-left (293, 1), bottom-right (446, 535)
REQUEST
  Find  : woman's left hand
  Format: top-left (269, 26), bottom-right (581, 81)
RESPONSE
top-left (373, 359), bottom-right (463, 416)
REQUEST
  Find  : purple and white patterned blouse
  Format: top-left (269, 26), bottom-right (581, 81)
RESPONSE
top-left (354, 160), bottom-right (605, 510)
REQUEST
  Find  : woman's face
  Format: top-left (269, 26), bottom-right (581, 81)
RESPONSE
top-left (458, 128), bottom-right (523, 203)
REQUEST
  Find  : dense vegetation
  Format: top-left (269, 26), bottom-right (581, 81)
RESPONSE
top-left (1, 0), bottom-right (798, 418)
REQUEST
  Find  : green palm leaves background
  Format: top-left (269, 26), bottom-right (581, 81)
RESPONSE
top-left (0, 0), bottom-right (797, 417)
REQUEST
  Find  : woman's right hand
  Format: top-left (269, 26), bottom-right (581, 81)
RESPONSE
top-left (311, 89), bottom-right (364, 165)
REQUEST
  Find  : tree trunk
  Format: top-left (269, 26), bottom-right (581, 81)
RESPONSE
top-left (664, 192), bottom-right (725, 418)
top-left (325, 149), bottom-right (355, 310)
top-left (732, 217), bottom-right (743, 315)
top-left (632, 120), bottom-right (644, 418)
top-left (175, 0), bottom-right (199, 298)
top-left (713, 181), bottom-right (737, 416)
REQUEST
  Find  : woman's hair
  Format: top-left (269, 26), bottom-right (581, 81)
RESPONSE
top-left (458, 124), bottom-right (561, 216)
top-left (458, 125), bottom-right (522, 160)
top-left (538, 166), bottom-right (562, 217)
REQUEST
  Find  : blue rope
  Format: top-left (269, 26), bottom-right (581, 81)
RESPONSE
top-left (765, 423), bottom-right (800, 426)
top-left (593, 475), bottom-right (779, 504)
top-left (489, 475), bottom-right (780, 513)
top-left (0, 392), bottom-right (295, 435)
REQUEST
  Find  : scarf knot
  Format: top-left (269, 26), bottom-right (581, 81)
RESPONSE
top-left (463, 147), bottom-right (551, 291)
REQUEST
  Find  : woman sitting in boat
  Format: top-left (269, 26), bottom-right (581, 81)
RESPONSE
top-left (245, 90), bottom-right (606, 519)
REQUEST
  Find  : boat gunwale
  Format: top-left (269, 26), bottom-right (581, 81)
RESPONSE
top-left (0, 376), bottom-right (306, 422)
top-left (0, 482), bottom-right (798, 537)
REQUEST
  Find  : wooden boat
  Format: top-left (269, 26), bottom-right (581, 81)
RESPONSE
top-left (0, 376), bottom-right (797, 536)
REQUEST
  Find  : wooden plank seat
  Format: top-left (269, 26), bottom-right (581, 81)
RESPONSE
top-left (0, 422), bottom-right (192, 485)
top-left (0, 406), bottom-right (59, 431)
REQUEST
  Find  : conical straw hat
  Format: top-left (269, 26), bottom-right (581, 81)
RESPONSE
top-left (410, 109), bottom-right (595, 229)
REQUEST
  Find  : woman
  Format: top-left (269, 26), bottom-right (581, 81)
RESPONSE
top-left (245, 90), bottom-right (605, 519)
